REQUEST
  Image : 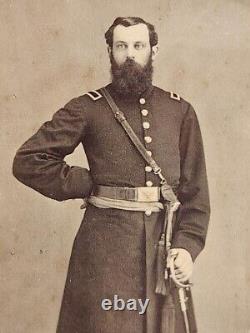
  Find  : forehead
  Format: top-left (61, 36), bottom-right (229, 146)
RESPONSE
top-left (113, 23), bottom-right (150, 43)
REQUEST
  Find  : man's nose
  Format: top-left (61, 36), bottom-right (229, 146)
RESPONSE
top-left (127, 46), bottom-right (135, 59)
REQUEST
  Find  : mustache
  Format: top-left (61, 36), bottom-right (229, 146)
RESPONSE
top-left (116, 57), bottom-right (144, 69)
top-left (111, 57), bottom-right (148, 74)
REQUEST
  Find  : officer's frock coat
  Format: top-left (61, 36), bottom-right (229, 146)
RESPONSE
top-left (13, 84), bottom-right (210, 333)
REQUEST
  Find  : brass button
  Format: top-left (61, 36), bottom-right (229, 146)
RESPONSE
top-left (141, 109), bottom-right (148, 116)
top-left (145, 166), bottom-right (152, 172)
top-left (145, 209), bottom-right (152, 216)
top-left (146, 150), bottom-right (152, 156)
top-left (143, 122), bottom-right (150, 129)
top-left (144, 136), bottom-right (152, 143)
top-left (146, 181), bottom-right (153, 187)
top-left (140, 98), bottom-right (146, 105)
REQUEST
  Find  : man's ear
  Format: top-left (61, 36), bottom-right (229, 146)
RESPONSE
top-left (107, 46), bottom-right (112, 56)
top-left (152, 45), bottom-right (159, 60)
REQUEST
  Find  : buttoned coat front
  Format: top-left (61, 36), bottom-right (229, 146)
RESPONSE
top-left (13, 84), bottom-right (210, 333)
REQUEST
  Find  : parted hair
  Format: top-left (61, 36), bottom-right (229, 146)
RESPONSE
top-left (105, 17), bottom-right (158, 48)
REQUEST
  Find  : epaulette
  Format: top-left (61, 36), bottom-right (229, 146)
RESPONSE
top-left (86, 90), bottom-right (102, 101)
top-left (170, 91), bottom-right (181, 102)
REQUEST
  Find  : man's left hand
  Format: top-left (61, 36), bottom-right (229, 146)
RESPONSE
top-left (169, 248), bottom-right (193, 283)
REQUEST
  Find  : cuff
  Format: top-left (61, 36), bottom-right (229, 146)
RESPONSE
top-left (171, 232), bottom-right (204, 261)
top-left (59, 166), bottom-right (93, 200)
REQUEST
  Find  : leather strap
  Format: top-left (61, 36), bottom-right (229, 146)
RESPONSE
top-left (93, 185), bottom-right (160, 202)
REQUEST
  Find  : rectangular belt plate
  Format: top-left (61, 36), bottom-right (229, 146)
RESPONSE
top-left (137, 187), bottom-right (160, 202)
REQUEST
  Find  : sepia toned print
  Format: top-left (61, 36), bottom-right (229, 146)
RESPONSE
top-left (12, 16), bottom-right (210, 333)
top-left (1, 1), bottom-right (250, 333)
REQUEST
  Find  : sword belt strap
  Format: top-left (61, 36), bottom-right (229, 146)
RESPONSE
top-left (93, 185), bottom-right (161, 202)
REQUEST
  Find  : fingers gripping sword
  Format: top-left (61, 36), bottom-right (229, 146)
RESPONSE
top-left (168, 250), bottom-right (192, 333)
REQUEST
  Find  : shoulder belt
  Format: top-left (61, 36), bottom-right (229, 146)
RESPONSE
top-left (86, 90), bottom-right (102, 101)
top-left (170, 91), bottom-right (181, 101)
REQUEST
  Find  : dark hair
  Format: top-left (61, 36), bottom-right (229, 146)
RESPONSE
top-left (105, 17), bottom-right (158, 48)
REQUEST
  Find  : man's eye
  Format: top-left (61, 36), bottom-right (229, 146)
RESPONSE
top-left (134, 43), bottom-right (144, 50)
top-left (116, 44), bottom-right (126, 49)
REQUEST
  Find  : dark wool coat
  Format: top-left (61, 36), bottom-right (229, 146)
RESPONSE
top-left (13, 84), bottom-right (210, 333)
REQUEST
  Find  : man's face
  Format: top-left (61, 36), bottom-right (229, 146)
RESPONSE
top-left (108, 23), bottom-right (158, 96)
top-left (110, 23), bottom-right (156, 67)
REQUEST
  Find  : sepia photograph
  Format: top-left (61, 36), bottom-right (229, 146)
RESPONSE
top-left (1, 1), bottom-right (249, 332)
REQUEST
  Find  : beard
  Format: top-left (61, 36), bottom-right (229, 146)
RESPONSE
top-left (110, 53), bottom-right (153, 97)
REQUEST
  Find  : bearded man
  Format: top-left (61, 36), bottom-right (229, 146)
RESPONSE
top-left (13, 17), bottom-right (210, 333)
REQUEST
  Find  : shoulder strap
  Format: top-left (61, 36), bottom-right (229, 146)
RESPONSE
top-left (100, 87), bottom-right (179, 205)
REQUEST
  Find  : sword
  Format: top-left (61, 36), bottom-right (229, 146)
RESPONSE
top-left (164, 198), bottom-right (193, 333)
top-left (168, 255), bottom-right (192, 333)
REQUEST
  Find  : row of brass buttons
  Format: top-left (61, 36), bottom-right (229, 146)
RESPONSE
top-left (140, 97), bottom-right (153, 216)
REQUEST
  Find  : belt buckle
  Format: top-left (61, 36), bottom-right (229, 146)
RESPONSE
top-left (137, 187), bottom-right (160, 202)
top-left (124, 188), bottom-right (136, 201)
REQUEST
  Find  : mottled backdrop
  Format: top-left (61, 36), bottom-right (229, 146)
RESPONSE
top-left (1, 0), bottom-right (250, 332)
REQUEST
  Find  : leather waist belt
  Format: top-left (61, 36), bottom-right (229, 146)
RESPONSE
top-left (93, 185), bottom-right (161, 202)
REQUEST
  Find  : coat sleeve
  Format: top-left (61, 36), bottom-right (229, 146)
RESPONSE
top-left (12, 97), bottom-right (93, 201)
top-left (171, 103), bottom-right (210, 261)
